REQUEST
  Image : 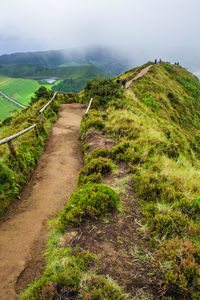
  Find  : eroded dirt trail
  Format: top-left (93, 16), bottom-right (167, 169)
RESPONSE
top-left (0, 103), bottom-right (85, 299)
top-left (126, 64), bottom-right (153, 89)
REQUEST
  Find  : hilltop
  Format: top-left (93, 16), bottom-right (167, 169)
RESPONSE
top-left (0, 62), bottom-right (200, 299)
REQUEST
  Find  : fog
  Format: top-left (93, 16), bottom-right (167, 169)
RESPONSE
top-left (0, 0), bottom-right (199, 70)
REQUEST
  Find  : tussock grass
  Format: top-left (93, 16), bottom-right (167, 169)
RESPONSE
top-left (78, 64), bottom-right (200, 297)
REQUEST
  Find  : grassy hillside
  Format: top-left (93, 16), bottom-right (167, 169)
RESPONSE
top-left (0, 76), bottom-right (55, 120)
top-left (0, 95), bottom-right (21, 120)
top-left (21, 64), bottom-right (200, 299)
top-left (52, 65), bottom-right (110, 92)
top-left (0, 77), bottom-right (52, 105)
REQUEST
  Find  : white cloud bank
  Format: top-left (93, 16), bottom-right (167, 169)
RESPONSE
top-left (0, 0), bottom-right (199, 68)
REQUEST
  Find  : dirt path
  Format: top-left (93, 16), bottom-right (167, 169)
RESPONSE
top-left (0, 103), bottom-right (85, 299)
top-left (126, 65), bottom-right (153, 89)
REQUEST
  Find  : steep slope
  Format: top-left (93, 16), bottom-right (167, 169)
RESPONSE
top-left (21, 63), bottom-right (200, 299)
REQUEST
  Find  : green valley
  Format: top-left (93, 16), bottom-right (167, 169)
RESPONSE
top-left (0, 65), bottom-right (109, 120)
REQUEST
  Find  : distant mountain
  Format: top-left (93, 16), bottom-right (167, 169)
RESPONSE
top-left (0, 46), bottom-right (130, 76)
top-left (0, 64), bottom-right (109, 80)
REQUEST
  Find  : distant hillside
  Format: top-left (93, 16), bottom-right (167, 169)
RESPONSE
top-left (0, 46), bottom-right (130, 75)
top-left (0, 64), bottom-right (109, 81)
top-left (0, 65), bottom-right (110, 119)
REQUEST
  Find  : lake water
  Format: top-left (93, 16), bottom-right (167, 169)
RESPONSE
top-left (40, 78), bottom-right (58, 84)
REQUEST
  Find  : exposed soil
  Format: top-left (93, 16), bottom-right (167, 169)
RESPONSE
top-left (0, 103), bottom-right (85, 299)
top-left (86, 130), bottom-right (116, 152)
top-left (126, 65), bottom-right (153, 89)
top-left (60, 161), bottom-right (160, 299)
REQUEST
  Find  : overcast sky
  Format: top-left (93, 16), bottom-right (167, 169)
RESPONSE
top-left (0, 0), bottom-right (199, 70)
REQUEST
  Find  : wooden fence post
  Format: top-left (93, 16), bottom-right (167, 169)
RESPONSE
top-left (7, 141), bottom-right (16, 157)
top-left (39, 112), bottom-right (43, 124)
top-left (34, 126), bottom-right (38, 138)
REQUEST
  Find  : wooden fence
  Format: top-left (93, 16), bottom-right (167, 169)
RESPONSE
top-left (39, 92), bottom-right (57, 123)
top-left (0, 124), bottom-right (37, 157)
top-left (85, 98), bottom-right (93, 116)
top-left (0, 92), bottom-right (93, 157)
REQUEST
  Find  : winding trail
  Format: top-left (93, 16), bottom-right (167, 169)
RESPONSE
top-left (0, 103), bottom-right (85, 299)
top-left (125, 64), bottom-right (153, 89)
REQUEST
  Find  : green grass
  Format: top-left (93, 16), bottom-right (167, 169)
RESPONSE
top-left (0, 95), bottom-right (21, 120)
top-left (78, 65), bottom-right (200, 298)
top-left (0, 76), bottom-right (54, 106)
top-left (0, 76), bottom-right (58, 120)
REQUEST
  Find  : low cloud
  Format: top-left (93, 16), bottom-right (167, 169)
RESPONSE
top-left (0, 0), bottom-right (200, 69)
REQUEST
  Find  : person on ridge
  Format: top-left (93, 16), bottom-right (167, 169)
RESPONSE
top-left (122, 78), bottom-right (126, 88)
top-left (155, 59), bottom-right (157, 64)
top-left (116, 78), bottom-right (120, 84)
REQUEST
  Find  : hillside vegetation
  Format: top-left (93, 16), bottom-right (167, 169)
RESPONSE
top-left (20, 63), bottom-right (200, 299)
top-left (0, 91), bottom-right (78, 215)
top-left (0, 64), bottom-right (109, 81)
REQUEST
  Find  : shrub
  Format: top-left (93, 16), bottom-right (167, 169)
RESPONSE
top-left (77, 172), bottom-right (102, 188)
top-left (133, 171), bottom-right (183, 204)
top-left (84, 78), bottom-right (122, 107)
top-left (20, 247), bottom-right (94, 300)
top-left (79, 274), bottom-right (127, 299)
top-left (91, 147), bottom-right (110, 159)
top-left (58, 183), bottom-right (120, 230)
top-left (30, 86), bottom-right (52, 104)
top-left (79, 110), bottom-right (104, 137)
top-left (149, 210), bottom-right (189, 239)
top-left (110, 141), bottom-right (131, 161)
top-left (155, 238), bottom-right (200, 297)
top-left (172, 198), bottom-right (199, 218)
top-left (77, 157), bottom-right (112, 187)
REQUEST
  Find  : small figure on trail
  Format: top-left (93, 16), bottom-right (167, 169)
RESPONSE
top-left (159, 58), bottom-right (162, 63)
top-left (122, 78), bottom-right (126, 88)
top-left (116, 78), bottom-right (120, 84)
top-left (155, 59), bottom-right (157, 64)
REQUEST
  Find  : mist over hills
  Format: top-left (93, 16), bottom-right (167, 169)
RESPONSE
top-left (0, 46), bottom-right (131, 76)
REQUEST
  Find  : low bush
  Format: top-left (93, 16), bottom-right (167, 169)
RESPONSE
top-left (155, 238), bottom-right (200, 297)
top-left (77, 157), bottom-right (112, 187)
top-left (79, 274), bottom-right (127, 299)
top-left (77, 172), bottom-right (102, 187)
top-left (79, 110), bottom-right (105, 138)
top-left (20, 247), bottom-right (94, 300)
top-left (91, 147), bottom-right (110, 159)
top-left (133, 171), bottom-right (183, 204)
top-left (84, 78), bottom-right (122, 107)
top-left (58, 183), bottom-right (120, 230)
top-left (149, 210), bottom-right (189, 239)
